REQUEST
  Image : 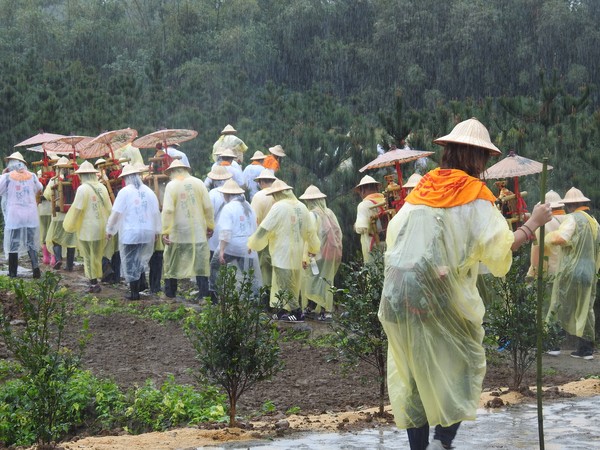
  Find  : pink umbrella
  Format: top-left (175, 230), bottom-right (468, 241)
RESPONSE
top-left (359, 148), bottom-right (434, 184)
top-left (43, 136), bottom-right (94, 161)
top-left (133, 129), bottom-right (198, 149)
top-left (14, 132), bottom-right (66, 147)
top-left (79, 128), bottom-right (138, 160)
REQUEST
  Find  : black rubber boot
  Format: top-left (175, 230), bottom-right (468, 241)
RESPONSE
top-left (111, 251), bottom-right (121, 283)
top-left (66, 248), bottom-right (75, 271)
top-left (126, 280), bottom-right (140, 300)
top-left (149, 251), bottom-right (163, 293)
top-left (53, 245), bottom-right (63, 270)
top-left (196, 276), bottom-right (209, 300)
top-left (8, 253), bottom-right (18, 278)
top-left (32, 267), bottom-right (41, 279)
top-left (164, 278), bottom-right (177, 298)
top-left (139, 272), bottom-right (148, 292)
top-left (101, 257), bottom-right (114, 282)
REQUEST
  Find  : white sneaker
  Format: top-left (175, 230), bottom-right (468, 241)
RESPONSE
top-left (427, 440), bottom-right (446, 450)
top-left (546, 350), bottom-right (561, 356)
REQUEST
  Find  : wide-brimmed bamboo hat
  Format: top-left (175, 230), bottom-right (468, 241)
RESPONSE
top-left (355, 175), bottom-right (381, 189)
top-left (6, 151), bottom-right (26, 164)
top-left (221, 124), bottom-right (237, 135)
top-left (266, 179), bottom-right (293, 195)
top-left (433, 117), bottom-right (502, 155)
top-left (94, 158), bottom-right (106, 166)
top-left (254, 169), bottom-right (277, 181)
top-left (218, 179), bottom-right (245, 195)
top-left (119, 163), bottom-right (143, 178)
top-left (53, 156), bottom-right (71, 168)
top-left (74, 160), bottom-right (98, 174)
top-left (299, 185), bottom-right (327, 200)
top-left (207, 165), bottom-right (233, 180)
top-left (250, 150), bottom-right (267, 161)
top-left (164, 159), bottom-right (190, 173)
top-left (545, 190), bottom-right (564, 209)
top-left (219, 148), bottom-right (237, 159)
top-left (561, 187), bottom-right (590, 204)
top-left (268, 145), bottom-right (286, 157)
top-left (402, 173), bottom-right (423, 189)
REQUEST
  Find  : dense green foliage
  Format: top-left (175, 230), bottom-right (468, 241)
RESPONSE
top-left (1, 0), bottom-right (600, 260)
top-left (185, 266), bottom-right (282, 426)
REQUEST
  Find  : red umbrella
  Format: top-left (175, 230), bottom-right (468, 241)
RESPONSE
top-left (80, 128), bottom-right (138, 160)
top-left (133, 129), bottom-right (198, 149)
top-left (14, 132), bottom-right (65, 147)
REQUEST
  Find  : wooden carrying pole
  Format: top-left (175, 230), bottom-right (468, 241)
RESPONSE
top-left (535, 157), bottom-right (549, 449)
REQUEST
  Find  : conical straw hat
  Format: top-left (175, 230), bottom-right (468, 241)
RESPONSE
top-left (266, 179), bottom-right (293, 195)
top-left (74, 160), bottom-right (98, 174)
top-left (164, 159), bottom-right (190, 173)
top-left (221, 124), bottom-right (237, 135)
top-left (219, 148), bottom-right (237, 159)
top-left (254, 169), bottom-right (277, 181)
top-left (119, 163), bottom-right (143, 178)
top-left (250, 150), bottom-right (267, 160)
top-left (299, 185), bottom-right (327, 200)
top-left (561, 187), bottom-right (590, 204)
top-left (433, 117), bottom-right (501, 155)
top-left (355, 175), bottom-right (381, 189)
top-left (6, 151), bottom-right (26, 164)
top-left (545, 190), bottom-right (564, 209)
top-left (402, 173), bottom-right (423, 189)
top-left (218, 179), bottom-right (245, 195)
top-left (94, 158), bottom-right (106, 166)
top-left (268, 145), bottom-right (286, 157)
top-left (54, 156), bottom-right (71, 168)
top-left (207, 165), bottom-right (233, 180)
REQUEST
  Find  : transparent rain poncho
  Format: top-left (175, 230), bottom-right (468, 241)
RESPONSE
top-left (208, 181), bottom-right (227, 253)
top-left (210, 195), bottom-right (262, 291)
top-left (63, 173), bottom-right (112, 279)
top-left (161, 168), bottom-right (215, 279)
top-left (43, 172), bottom-right (79, 253)
top-left (301, 198), bottom-right (343, 312)
top-left (0, 162), bottom-right (43, 257)
top-left (106, 174), bottom-right (161, 282)
top-left (242, 163), bottom-right (264, 200)
top-left (546, 210), bottom-right (600, 340)
top-left (355, 192), bottom-right (385, 263)
top-left (248, 190), bottom-right (320, 310)
top-left (38, 187), bottom-right (52, 245)
top-left (378, 200), bottom-right (513, 429)
top-left (250, 188), bottom-right (276, 225)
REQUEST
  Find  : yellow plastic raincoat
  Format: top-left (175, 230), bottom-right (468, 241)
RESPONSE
top-left (161, 169), bottom-right (214, 279)
top-left (43, 177), bottom-right (79, 254)
top-left (546, 209), bottom-right (600, 340)
top-left (212, 135), bottom-right (248, 162)
top-left (301, 199), bottom-right (343, 313)
top-left (248, 191), bottom-right (320, 311)
top-left (379, 169), bottom-right (513, 430)
top-left (251, 187), bottom-right (276, 285)
top-left (63, 174), bottom-right (112, 279)
top-left (355, 192), bottom-right (385, 263)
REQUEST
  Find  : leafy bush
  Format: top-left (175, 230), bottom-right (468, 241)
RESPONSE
top-left (185, 266), bottom-right (283, 426)
top-left (330, 251), bottom-right (388, 415)
top-left (484, 248), bottom-right (563, 390)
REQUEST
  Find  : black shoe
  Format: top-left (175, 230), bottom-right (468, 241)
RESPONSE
top-left (32, 267), bottom-right (41, 279)
top-left (570, 351), bottom-right (593, 360)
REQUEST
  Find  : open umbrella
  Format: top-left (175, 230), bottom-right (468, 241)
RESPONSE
top-left (359, 148), bottom-right (433, 185)
top-left (79, 128), bottom-right (138, 160)
top-left (483, 151), bottom-right (553, 221)
top-left (133, 129), bottom-right (198, 149)
top-left (14, 132), bottom-right (65, 147)
top-left (43, 136), bottom-right (94, 160)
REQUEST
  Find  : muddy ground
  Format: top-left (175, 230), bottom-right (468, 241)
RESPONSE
top-left (1, 261), bottom-right (599, 447)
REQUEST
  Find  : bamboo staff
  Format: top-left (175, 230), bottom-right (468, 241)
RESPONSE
top-left (535, 157), bottom-right (549, 449)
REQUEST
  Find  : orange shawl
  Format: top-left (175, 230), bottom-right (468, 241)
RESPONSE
top-left (263, 155), bottom-right (279, 172)
top-left (405, 168), bottom-right (495, 208)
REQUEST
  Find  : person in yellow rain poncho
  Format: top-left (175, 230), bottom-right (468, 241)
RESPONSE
top-left (248, 179), bottom-right (320, 322)
top-left (250, 169), bottom-right (277, 286)
top-left (354, 175), bottom-right (385, 264)
top-left (526, 190), bottom-right (567, 324)
top-left (545, 187), bottom-right (600, 360)
top-left (63, 161), bottom-right (112, 293)
top-left (44, 157), bottom-right (79, 271)
top-left (299, 185), bottom-right (343, 321)
top-left (378, 118), bottom-right (552, 450)
top-left (115, 143), bottom-right (144, 166)
top-left (212, 124), bottom-right (248, 163)
top-left (161, 160), bottom-right (215, 300)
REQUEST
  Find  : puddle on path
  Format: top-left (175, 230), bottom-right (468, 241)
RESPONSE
top-left (199, 396), bottom-right (600, 449)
